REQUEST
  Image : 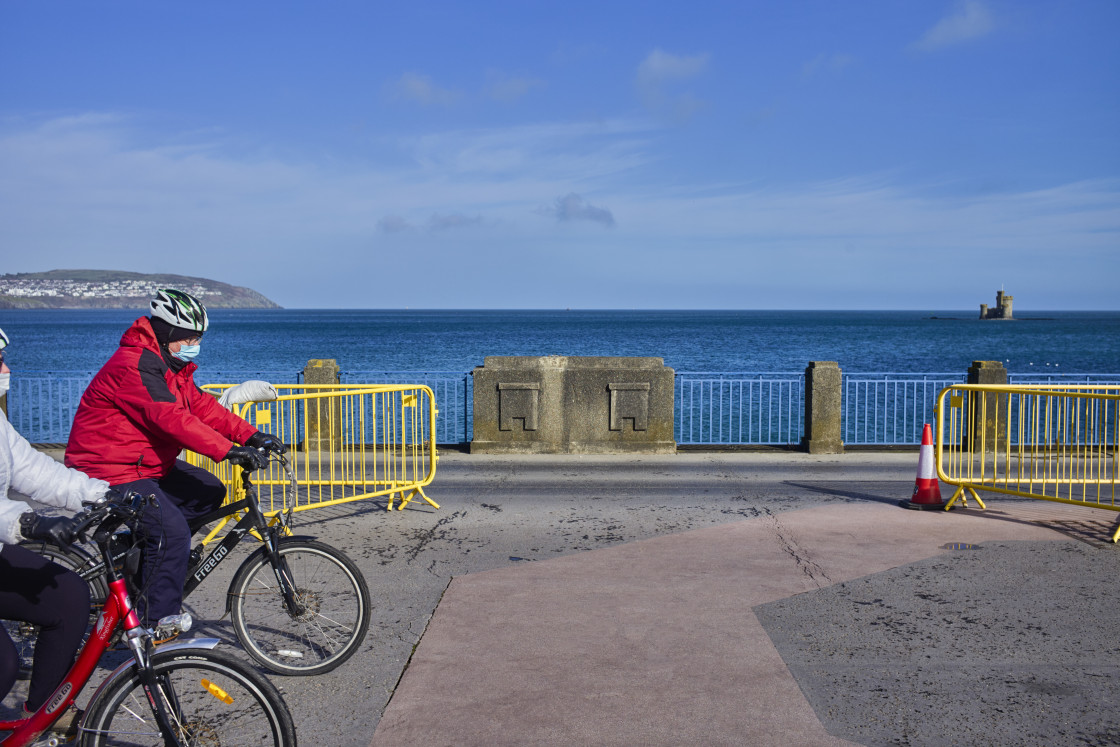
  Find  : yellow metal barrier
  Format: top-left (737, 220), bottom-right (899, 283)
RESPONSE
top-left (185, 383), bottom-right (440, 518)
top-left (935, 383), bottom-right (1120, 542)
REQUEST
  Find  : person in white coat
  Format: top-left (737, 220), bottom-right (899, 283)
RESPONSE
top-left (0, 326), bottom-right (109, 728)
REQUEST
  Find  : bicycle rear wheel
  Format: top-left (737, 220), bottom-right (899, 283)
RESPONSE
top-left (80, 647), bottom-right (296, 746)
top-left (3, 542), bottom-right (108, 677)
top-left (17, 539), bottom-right (109, 603)
top-left (229, 539), bottom-right (371, 675)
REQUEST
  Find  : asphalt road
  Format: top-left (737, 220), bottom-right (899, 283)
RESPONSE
top-left (7, 450), bottom-right (1119, 746)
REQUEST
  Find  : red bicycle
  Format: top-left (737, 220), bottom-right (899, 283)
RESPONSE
top-left (1, 491), bottom-right (296, 746)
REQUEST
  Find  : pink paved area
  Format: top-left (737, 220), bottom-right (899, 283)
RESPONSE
top-left (372, 500), bottom-right (1116, 746)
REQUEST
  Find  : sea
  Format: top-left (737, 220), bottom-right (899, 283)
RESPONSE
top-left (2, 308), bottom-right (1119, 378)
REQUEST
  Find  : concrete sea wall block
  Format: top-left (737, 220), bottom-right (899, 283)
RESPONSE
top-left (498, 383), bottom-right (540, 431)
top-left (608, 383), bottom-right (650, 431)
top-left (965, 360), bottom-right (1008, 452)
top-left (472, 356), bottom-right (674, 454)
top-left (302, 358), bottom-right (342, 451)
top-left (802, 361), bottom-right (844, 454)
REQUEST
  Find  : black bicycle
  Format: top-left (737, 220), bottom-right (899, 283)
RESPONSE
top-left (12, 453), bottom-right (371, 677)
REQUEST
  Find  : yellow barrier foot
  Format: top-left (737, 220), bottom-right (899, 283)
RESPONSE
top-left (416, 487), bottom-right (440, 510)
top-left (944, 485), bottom-right (966, 510)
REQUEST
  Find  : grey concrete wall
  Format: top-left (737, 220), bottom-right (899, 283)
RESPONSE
top-left (471, 356), bottom-right (675, 454)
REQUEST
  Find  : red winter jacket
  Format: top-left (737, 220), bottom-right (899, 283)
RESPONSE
top-left (65, 317), bottom-right (257, 484)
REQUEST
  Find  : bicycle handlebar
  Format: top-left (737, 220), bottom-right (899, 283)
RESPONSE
top-left (66, 452), bottom-right (293, 546)
top-left (71, 490), bottom-right (152, 546)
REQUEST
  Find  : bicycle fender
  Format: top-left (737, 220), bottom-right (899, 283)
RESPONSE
top-left (80, 638), bottom-right (223, 731)
top-left (223, 535), bottom-right (319, 615)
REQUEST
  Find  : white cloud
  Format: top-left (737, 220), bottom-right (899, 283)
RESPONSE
top-left (636, 49), bottom-right (710, 120)
top-left (428, 213), bottom-right (482, 231)
top-left (390, 72), bottom-right (461, 106)
top-left (485, 70), bottom-right (545, 103)
top-left (547, 193), bottom-right (615, 227)
top-left (404, 120), bottom-right (654, 180)
top-left (913, 0), bottom-right (996, 52)
top-left (0, 114), bottom-right (1114, 308)
top-left (637, 49), bottom-right (709, 85)
top-left (802, 53), bottom-right (855, 79)
top-left (378, 215), bottom-right (414, 233)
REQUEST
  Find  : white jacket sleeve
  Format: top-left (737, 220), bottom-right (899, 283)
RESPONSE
top-left (1, 413), bottom-right (109, 545)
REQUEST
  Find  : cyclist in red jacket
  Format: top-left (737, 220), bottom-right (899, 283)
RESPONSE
top-left (65, 289), bottom-right (285, 630)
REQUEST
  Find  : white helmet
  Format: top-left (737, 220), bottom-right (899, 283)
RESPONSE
top-left (0, 326), bottom-right (8, 350)
top-left (150, 289), bottom-right (209, 333)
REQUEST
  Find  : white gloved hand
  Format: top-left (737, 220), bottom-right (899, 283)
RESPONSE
top-left (218, 380), bottom-right (279, 409)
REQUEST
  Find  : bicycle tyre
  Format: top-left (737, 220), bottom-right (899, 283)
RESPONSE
top-left (18, 540), bottom-right (110, 604)
top-left (4, 542), bottom-right (108, 678)
top-left (228, 539), bottom-right (371, 676)
top-left (79, 647), bottom-right (296, 746)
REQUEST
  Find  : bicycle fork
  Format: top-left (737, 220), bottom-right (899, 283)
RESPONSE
top-left (104, 576), bottom-right (188, 746)
top-left (262, 529), bottom-right (306, 618)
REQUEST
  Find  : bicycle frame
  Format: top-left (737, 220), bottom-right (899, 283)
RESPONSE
top-left (39, 460), bottom-right (300, 621)
top-left (1, 501), bottom-right (220, 746)
top-left (188, 462), bottom-right (301, 607)
top-left (184, 495), bottom-right (273, 596)
top-left (183, 487), bottom-right (303, 617)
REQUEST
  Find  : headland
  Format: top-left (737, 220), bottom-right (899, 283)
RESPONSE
top-left (0, 269), bottom-right (280, 309)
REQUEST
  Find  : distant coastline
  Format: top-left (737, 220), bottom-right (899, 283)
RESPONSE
top-left (0, 269), bottom-right (280, 309)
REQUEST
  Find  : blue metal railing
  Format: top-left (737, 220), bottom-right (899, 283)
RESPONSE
top-left (676, 372), bottom-right (805, 445)
top-left (7, 370), bottom-right (301, 444)
top-left (1003, 375), bottom-right (1120, 448)
top-left (1007, 373), bottom-right (1120, 385)
top-left (340, 371), bottom-right (472, 445)
top-left (5, 372), bottom-right (95, 444)
top-left (8, 370), bottom-right (1120, 447)
top-left (842, 373), bottom-right (963, 446)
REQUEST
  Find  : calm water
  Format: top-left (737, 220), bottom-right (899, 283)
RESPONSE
top-left (2, 309), bottom-right (1119, 376)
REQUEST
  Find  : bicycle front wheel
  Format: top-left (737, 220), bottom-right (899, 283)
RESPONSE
top-left (80, 647), bottom-right (296, 746)
top-left (229, 539), bottom-right (371, 676)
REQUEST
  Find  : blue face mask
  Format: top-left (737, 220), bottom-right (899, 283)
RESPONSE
top-left (171, 343), bottom-right (201, 362)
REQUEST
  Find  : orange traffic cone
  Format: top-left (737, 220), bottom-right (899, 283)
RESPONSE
top-left (899, 423), bottom-right (947, 510)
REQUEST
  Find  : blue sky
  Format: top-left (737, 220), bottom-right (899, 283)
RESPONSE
top-left (1, 1), bottom-right (1117, 310)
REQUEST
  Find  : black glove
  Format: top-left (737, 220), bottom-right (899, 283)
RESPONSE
top-left (225, 445), bottom-right (269, 471)
top-left (19, 512), bottom-right (79, 546)
top-left (246, 430), bottom-right (287, 455)
top-left (84, 487), bottom-right (123, 508)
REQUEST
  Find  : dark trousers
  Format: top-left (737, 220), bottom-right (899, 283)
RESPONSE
top-left (0, 543), bottom-right (91, 711)
top-left (113, 460), bottom-right (226, 625)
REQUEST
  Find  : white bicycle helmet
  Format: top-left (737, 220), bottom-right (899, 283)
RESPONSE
top-left (0, 326), bottom-right (8, 350)
top-left (150, 289), bottom-right (209, 333)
